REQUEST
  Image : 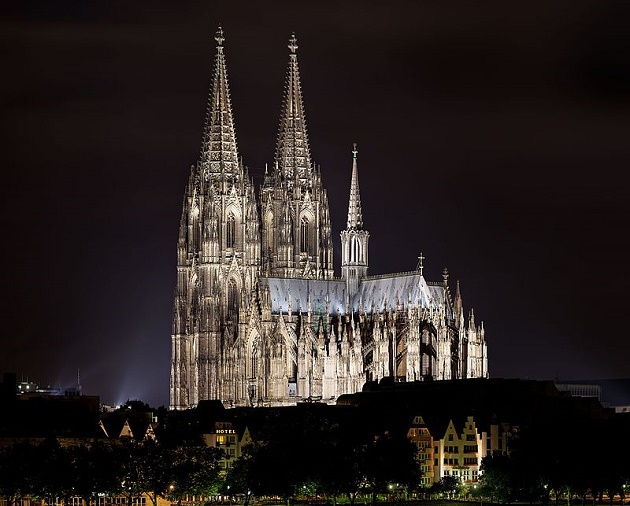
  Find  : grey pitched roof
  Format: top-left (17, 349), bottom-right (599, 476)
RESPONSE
top-left (263, 272), bottom-right (451, 318)
top-left (352, 273), bottom-right (451, 317)
top-left (264, 278), bottom-right (347, 314)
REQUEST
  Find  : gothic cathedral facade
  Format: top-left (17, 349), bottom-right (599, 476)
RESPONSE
top-left (170, 29), bottom-right (488, 410)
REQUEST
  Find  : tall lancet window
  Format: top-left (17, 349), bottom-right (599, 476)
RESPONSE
top-left (265, 212), bottom-right (274, 253)
top-left (227, 279), bottom-right (238, 319)
top-left (251, 344), bottom-right (258, 378)
top-left (300, 217), bottom-right (309, 253)
top-left (226, 213), bottom-right (236, 248)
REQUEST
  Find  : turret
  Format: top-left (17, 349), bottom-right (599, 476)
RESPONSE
top-left (170, 26), bottom-right (261, 410)
top-left (341, 144), bottom-right (369, 300)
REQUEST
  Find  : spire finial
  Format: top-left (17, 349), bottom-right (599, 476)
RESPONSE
top-left (352, 143), bottom-right (358, 159)
top-left (442, 267), bottom-right (449, 285)
top-left (215, 26), bottom-right (225, 47)
top-left (288, 32), bottom-right (298, 53)
top-left (417, 253), bottom-right (425, 276)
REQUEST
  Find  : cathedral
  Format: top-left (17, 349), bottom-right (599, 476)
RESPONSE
top-left (170, 28), bottom-right (489, 410)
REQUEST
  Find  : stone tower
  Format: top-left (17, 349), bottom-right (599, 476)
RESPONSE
top-left (260, 34), bottom-right (334, 279)
top-left (170, 27), bottom-right (261, 410)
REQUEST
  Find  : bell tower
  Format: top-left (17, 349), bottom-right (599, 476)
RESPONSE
top-left (260, 33), bottom-right (334, 279)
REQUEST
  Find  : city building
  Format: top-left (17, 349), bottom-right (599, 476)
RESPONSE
top-left (170, 28), bottom-right (488, 410)
top-left (203, 420), bottom-right (252, 471)
top-left (434, 416), bottom-right (484, 483)
top-left (407, 415), bottom-right (435, 487)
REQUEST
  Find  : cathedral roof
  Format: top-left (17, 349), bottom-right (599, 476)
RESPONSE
top-left (264, 277), bottom-right (347, 315)
top-left (263, 272), bottom-right (452, 318)
top-left (352, 272), bottom-right (452, 318)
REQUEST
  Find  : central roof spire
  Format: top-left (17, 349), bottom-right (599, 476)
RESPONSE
top-left (199, 25), bottom-right (240, 183)
top-left (347, 143), bottom-right (363, 229)
top-left (275, 32), bottom-right (312, 187)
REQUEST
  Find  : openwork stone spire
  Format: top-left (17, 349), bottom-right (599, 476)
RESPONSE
top-left (275, 32), bottom-right (312, 187)
top-left (347, 143), bottom-right (363, 229)
top-left (341, 143), bottom-right (369, 299)
top-left (199, 26), bottom-right (240, 182)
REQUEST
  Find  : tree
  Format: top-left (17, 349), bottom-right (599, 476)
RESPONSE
top-left (440, 476), bottom-right (463, 499)
top-left (31, 439), bottom-right (73, 502)
top-left (168, 445), bottom-right (223, 502)
top-left (0, 441), bottom-right (37, 506)
top-left (318, 441), bottom-right (367, 506)
top-left (480, 453), bottom-right (513, 503)
top-left (115, 440), bottom-right (151, 504)
top-left (360, 434), bottom-right (421, 505)
top-left (138, 440), bottom-right (175, 506)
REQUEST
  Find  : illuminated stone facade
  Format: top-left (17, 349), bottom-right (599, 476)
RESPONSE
top-left (170, 29), bottom-right (488, 410)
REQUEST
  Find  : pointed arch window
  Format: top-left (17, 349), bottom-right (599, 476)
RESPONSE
top-left (300, 217), bottom-right (309, 253)
top-left (251, 344), bottom-right (258, 378)
top-left (226, 213), bottom-right (236, 248)
top-left (227, 279), bottom-right (238, 319)
top-left (265, 212), bottom-right (274, 253)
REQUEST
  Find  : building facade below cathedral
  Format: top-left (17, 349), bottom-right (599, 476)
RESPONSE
top-left (170, 28), bottom-right (488, 410)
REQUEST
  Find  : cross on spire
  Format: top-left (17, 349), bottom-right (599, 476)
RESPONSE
top-left (288, 32), bottom-right (298, 53)
top-left (215, 26), bottom-right (225, 47)
top-left (417, 253), bottom-right (425, 275)
top-left (352, 143), bottom-right (358, 159)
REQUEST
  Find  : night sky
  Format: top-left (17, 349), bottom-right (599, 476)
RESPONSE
top-left (1, 1), bottom-right (628, 408)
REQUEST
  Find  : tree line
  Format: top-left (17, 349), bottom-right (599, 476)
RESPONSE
top-left (0, 438), bottom-right (224, 506)
top-left (2, 405), bottom-right (629, 506)
top-left (477, 419), bottom-right (630, 505)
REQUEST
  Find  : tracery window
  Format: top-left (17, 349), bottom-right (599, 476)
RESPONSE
top-left (265, 212), bottom-right (274, 253)
top-left (227, 280), bottom-right (238, 319)
top-left (226, 213), bottom-right (236, 248)
top-left (300, 217), bottom-right (309, 253)
top-left (251, 346), bottom-right (258, 377)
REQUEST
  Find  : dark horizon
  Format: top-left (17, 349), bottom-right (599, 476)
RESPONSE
top-left (1, 1), bottom-right (628, 408)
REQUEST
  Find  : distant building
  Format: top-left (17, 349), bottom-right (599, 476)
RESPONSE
top-left (99, 411), bottom-right (158, 442)
top-left (555, 383), bottom-right (602, 402)
top-left (407, 415), bottom-right (435, 487)
top-left (203, 420), bottom-right (252, 471)
top-left (170, 28), bottom-right (488, 410)
top-left (555, 378), bottom-right (630, 411)
top-left (436, 416), bottom-right (483, 483)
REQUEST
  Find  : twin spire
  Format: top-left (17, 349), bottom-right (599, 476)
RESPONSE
top-left (199, 26), bottom-right (240, 182)
top-left (275, 32), bottom-right (312, 187)
top-left (201, 27), bottom-right (314, 190)
top-left (200, 27), bottom-right (364, 236)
